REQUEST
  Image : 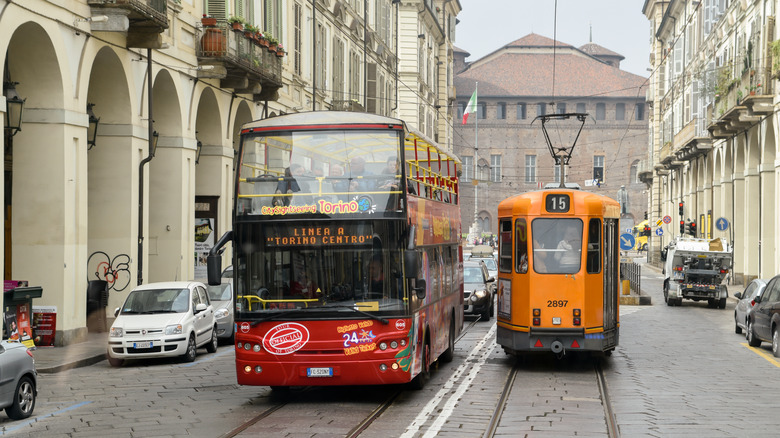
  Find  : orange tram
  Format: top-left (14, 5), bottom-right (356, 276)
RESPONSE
top-left (495, 187), bottom-right (620, 356)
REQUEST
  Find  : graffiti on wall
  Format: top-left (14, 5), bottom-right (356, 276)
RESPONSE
top-left (87, 251), bottom-right (131, 292)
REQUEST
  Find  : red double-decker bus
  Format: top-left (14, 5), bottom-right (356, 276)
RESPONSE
top-left (207, 111), bottom-right (463, 389)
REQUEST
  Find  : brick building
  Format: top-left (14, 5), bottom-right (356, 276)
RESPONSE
top-left (454, 34), bottom-right (649, 239)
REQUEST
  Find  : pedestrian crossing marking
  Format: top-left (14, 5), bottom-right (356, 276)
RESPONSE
top-left (742, 343), bottom-right (780, 368)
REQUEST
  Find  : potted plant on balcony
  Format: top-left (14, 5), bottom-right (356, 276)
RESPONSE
top-left (267, 36), bottom-right (278, 52)
top-left (201, 14), bottom-right (217, 27)
top-left (276, 45), bottom-right (286, 58)
top-left (228, 16), bottom-right (244, 32)
top-left (258, 32), bottom-right (269, 47)
top-left (244, 24), bottom-right (258, 41)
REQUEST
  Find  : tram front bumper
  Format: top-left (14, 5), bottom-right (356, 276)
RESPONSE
top-left (497, 326), bottom-right (616, 353)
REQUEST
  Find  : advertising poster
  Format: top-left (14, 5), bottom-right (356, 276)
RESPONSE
top-left (194, 218), bottom-right (215, 280)
top-left (32, 306), bottom-right (57, 347)
top-left (16, 303), bottom-right (34, 348)
top-left (4, 311), bottom-right (18, 341)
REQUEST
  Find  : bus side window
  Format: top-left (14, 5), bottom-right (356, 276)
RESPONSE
top-left (586, 218), bottom-right (601, 273)
top-left (514, 219), bottom-right (528, 274)
top-left (499, 219), bottom-right (512, 273)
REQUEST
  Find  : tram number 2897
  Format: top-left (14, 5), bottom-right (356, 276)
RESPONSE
top-left (547, 300), bottom-right (569, 308)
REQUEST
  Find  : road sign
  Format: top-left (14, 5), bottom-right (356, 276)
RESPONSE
top-left (716, 217), bottom-right (729, 231)
top-left (656, 219), bottom-right (663, 226)
top-left (620, 233), bottom-right (635, 251)
top-left (655, 228), bottom-right (664, 236)
top-left (663, 215), bottom-right (672, 224)
top-left (625, 228), bottom-right (632, 233)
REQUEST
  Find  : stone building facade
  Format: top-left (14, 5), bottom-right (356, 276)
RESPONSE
top-left (453, 34), bottom-right (649, 239)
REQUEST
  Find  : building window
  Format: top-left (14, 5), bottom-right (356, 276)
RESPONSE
top-left (490, 155), bottom-right (501, 182)
top-left (593, 155), bottom-right (604, 182)
top-left (517, 102), bottom-right (527, 119)
top-left (556, 103), bottom-right (566, 114)
top-left (525, 155), bottom-right (536, 183)
top-left (462, 156), bottom-right (473, 181)
top-left (554, 164), bottom-right (568, 183)
top-left (497, 102), bottom-right (506, 120)
top-left (478, 103), bottom-right (486, 119)
top-left (576, 102), bottom-right (586, 113)
top-left (615, 103), bottom-right (625, 120)
top-left (332, 37), bottom-right (345, 102)
top-left (635, 103), bottom-right (645, 120)
top-left (293, 3), bottom-right (302, 75)
top-left (537, 103), bottom-right (546, 117)
top-left (596, 103), bottom-right (606, 120)
top-left (630, 160), bottom-right (639, 183)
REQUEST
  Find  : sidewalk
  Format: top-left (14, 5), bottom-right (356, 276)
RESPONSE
top-left (32, 332), bottom-right (108, 374)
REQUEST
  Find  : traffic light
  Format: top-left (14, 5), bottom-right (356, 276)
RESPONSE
top-left (690, 221), bottom-right (697, 236)
top-left (684, 221), bottom-right (691, 235)
top-left (644, 211), bottom-right (648, 220)
top-left (680, 220), bottom-right (685, 235)
top-left (643, 225), bottom-right (651, 237)
top-left (678, 202), bottom-right (684, 216)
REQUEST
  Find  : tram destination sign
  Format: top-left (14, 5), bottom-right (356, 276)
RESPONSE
top-left (545, 194), bottom-right (570, 213)
top-left (265, 224), bottom-right (373, 248)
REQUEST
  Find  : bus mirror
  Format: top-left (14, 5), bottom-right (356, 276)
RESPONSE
top-left (414, 279), bottom-right (426, 299)
top-left (207, 254), bottom-right (222, 286)
top-left (404, 251), bottom-right (420, 278)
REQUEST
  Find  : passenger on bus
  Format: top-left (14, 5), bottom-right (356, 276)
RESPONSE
top-left (328, 163), bottom-right (349, 194)
top-left (273, 164), bottom-right (304, 207)
top-left (348, 156), bottom-right (374, 192)
top-left (368, 255), bottom-right (384, 298)
top-left (555, 225), bottom-right (581, 270)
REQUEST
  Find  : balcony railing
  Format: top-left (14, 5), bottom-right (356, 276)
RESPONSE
top-left (197, 23), bottom-right (283, 101)
top-left (87, 0), bottom-right (168, 48)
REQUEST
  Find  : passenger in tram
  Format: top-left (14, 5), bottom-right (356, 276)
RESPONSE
top-left (555, 225), bottom-right (581, 271)
top-left (533, 238), bottom-right (548, 273)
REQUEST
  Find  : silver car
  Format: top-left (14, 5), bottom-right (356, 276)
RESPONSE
top-left (734, 279), bottom-right (768, 336)
top-left (0, 341), bottom-right (37, 419)
top-left (207, 283), bottom-right (234, 342)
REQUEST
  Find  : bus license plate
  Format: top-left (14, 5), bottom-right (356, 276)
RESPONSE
top-left (307, 367), bottom-right (333, 377)
top-left (133, 342), bottom-right (152, 349)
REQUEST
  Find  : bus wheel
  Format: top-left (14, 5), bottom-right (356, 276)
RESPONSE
top-left (440, 319), bottom-right (455, 363)
top-left (410, 339), bottom-right (431, 390)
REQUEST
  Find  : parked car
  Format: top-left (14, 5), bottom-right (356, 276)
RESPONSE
top-left (207, 282), bottom-right (234, 343)
top-left (0, 341), bottom-right (36, 419)
top-left (463, 260), bottom-right (495, 321)
top-left (746, 275), bottom-right (780, 355)
top-left (468, 245), bottom-right (498, 293)
top-left (733, 278), bottom-right (768, 335)
top-left (107, 281), bottom-right (217, 366)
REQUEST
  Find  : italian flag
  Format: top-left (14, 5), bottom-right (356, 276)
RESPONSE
top-left (462, 89), bottom-right (477, 124)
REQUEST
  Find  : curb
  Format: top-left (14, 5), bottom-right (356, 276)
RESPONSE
top-left (37, 354), bottom-right (106, 374)
top-left (620, 294), bottom-right (652, 305)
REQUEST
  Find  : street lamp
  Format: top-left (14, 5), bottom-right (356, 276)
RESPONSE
top-left (86, 103), bottom-right (100, 150)
top-left (3, 81), bottom-right (25, 137)
top-left (195, 139), bottom-right (202, 164)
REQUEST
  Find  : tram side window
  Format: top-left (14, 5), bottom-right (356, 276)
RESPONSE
top-left (586, 218), bottom-right (601, 273)
top-left (499, 219), bottom-right (513, 272)
top-left (515, 219), bottom-right (528, 274)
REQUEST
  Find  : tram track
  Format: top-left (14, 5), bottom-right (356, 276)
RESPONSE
top-left (218, 402), bottom-right (288, 438)
top-left (483, 356), bottom-right (619, 438)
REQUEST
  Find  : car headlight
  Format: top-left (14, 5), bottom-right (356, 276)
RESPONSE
top-left (214, 309), bottom-right (229, 320)
top-left (474, 289), bottom-right (487, 299)
top-left (109, 327), bottom-right (123, 337)
top-left (165, 324), bottom-right (183, 335)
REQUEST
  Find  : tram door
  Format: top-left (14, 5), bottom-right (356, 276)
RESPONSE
top-left (603, 218), bottom-right (619, 348)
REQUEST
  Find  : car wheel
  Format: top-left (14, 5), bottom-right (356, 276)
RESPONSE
top-left (747, 321), bottom-right (762, 347)
top-left (663, 281), bottom-right (670, 305)
top-left (641, 243), bottom-right (647, 251)
top-left (206, 326), bottom-right (218, 353)
top-left (734, 312), bottom-right (742, 334)
top-left (182, 334), bottom-right (197, 362)
top-left (481, 305), bottom-right (490, 321)
top-left (774, 328), bottom-right (780, 358)
top-left (107, 353), bottom-right (124, 367)
top-left (5, 376), bottom-right (35, 420)
top-left (439, 319), bottom-right (455, 363)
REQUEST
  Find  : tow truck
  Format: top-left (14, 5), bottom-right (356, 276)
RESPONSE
top-left (662, 236), bottom-right (732, 308)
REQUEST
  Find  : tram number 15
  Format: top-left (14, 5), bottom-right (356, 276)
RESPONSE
top-left (547, 300), bottom-right (568, 307)
top-left (545, 194), bottom-right (570, 213)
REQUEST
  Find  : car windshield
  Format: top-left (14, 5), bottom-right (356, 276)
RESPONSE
top-left (464, 267), bottom-right (483, 284)
top-left (479, 258), bottom-right (497, 270)
top-left (207, 284), bottom-right (231, 301)
top-left (121, 288), bottom-right (189, 314)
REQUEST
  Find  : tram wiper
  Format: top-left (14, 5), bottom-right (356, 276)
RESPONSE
top-left (319, 304), bottom-right (389, 324)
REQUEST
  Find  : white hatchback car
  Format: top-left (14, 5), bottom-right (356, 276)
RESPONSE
top-left (107, 281), bottom-right (217, 366)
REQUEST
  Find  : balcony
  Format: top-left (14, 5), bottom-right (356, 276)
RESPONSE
top-left (637, 159), bottom-right (653, 185)
top-left (196, 23), bottom-right (283, 101)
top-left (87, 0), bottom-right (168, 48)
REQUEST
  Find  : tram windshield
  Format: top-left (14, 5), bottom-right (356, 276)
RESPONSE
top-left (233, 221), bottom-right (407, 319)
top-left (531, 218), bottom-right (583, 274)
top-left (237, 129), bottom-right (402, 216)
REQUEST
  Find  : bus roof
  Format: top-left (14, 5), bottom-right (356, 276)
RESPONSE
top-left (241, 111), bottom-right (406, 133)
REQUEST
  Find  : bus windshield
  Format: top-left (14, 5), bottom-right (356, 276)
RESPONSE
top-left (237, 129), bottom-right (403, 217)
top-left (233, 221), bottom-right (407, 318)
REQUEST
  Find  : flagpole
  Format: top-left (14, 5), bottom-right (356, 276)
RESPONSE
top-left (473, 82), bottom-right (479, 241)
